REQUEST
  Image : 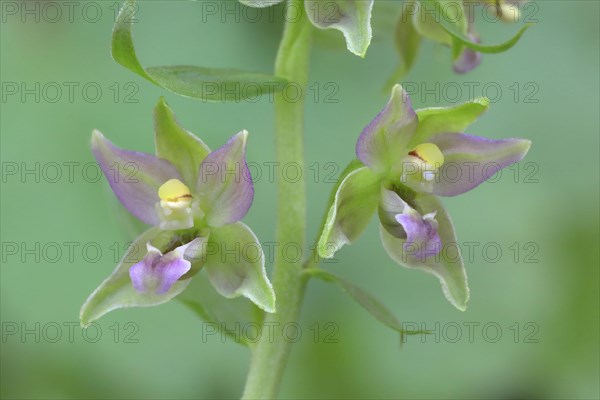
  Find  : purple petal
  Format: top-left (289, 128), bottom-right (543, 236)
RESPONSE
top-left (453, 33), bottom-right (482, 74)
top-left (453, 48), bottom-right (481, 74)
top-left (356, 84), bottom-right (417, 172)
top-left (129, 242), bottom-right (194, 295)
top-left (379, 193), bottom-right (469, 310)
top-left (378, 188), bottom-right (441, 260)
top-left (426, 133), bottom-right (531, 196)
top-left (196, 131), bottom-right (254, 227)
top-left (92, 130), bottom-right (183, 225)
top-left (129, 245), bottom-right (162, 293)
top-left (396, 212), bottom-right (442, 260)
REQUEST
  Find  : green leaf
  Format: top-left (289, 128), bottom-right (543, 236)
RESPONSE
top-left (305, 0), bottom-right (374, 57)
top-left (113, 0), bottom-right (288, 101)
top-left (317, 163), bottom-right (381, 258)
top-left (410, 97), bottom-right (490, 146)
top-left (203, 222), bottom-right (276, 313)
top-left (306, 269), bottom-right (430, 339)
top-left (80, 228), bottom-right (194, 327)
top-left (379, 193), bottom-right (469, 311)
top-left (438, 18), bottom-right (533, 54)
top-left (153, 97), bottom-right (211, 185)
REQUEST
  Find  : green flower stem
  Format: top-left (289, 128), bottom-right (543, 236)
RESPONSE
top-left (242, 2), bottom-right (313, 399)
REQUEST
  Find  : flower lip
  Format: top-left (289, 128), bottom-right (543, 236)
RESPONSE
top-left (129, 241), bottom-right (194, 295)
top-left (395, 209), bottom-right (441, 261)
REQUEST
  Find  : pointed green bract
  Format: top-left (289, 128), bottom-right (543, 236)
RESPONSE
top-left (379, 193), bottom-right (469, 311)
top-left (154, 97), bottom-right (211, 185)
top-left (305, 0), bottom-right (374, 57)
top-left (306, 269), bottom-right (430, 339)
top-left (411, 97), bottom-right (490, 146)
top-left (204, 222), bottom-right (276, 313)
top-left (80, 228), bottom-right (195, 326)
top-left (438, 18), bottom-right (533, 54)
top-left (317, 165), bottom-right (381, 258)
top-left (112, 0), bottom-right (288, 101)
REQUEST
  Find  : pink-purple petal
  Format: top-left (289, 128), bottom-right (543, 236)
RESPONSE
top-left (379, 193), bottom-right (469, 311)
top-left (91, 130), bottom-right (183, 225)
top-left (129, 245), bottom-right (162, 293)
top-left (196, 131), bottom-right (254, 227)
top-left (396, 212), bottom-right (442, 260)
top-left (453, 33), bottom-right (482, 74)
top-left (129, 242), bottom-right (193, 295)
top-left (356, 84), bottom-right (417, 172)
top-left (428, 133), bottom-right (531, 196)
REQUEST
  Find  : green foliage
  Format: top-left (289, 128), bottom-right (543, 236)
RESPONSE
top-left (112, 0), bottom-right (288, 101)
top-left (305, 269), bottom-right (431, 341)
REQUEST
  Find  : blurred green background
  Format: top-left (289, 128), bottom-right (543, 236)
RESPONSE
top-left (1, 1), bottom-right (598, 399)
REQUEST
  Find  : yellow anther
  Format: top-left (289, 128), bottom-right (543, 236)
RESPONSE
top-left (409, 143), bottom-right (445, 167)
top-left (498, 3), bottom-right (520, 22)
top-left (158, 179), bottom-right (192, 202)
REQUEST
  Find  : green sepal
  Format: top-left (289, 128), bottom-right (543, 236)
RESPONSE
top-left (203, 222), bottom-right (276, 313)
top-left (317, 161), bottom-right (382, 258)
top-left (305, 0), bottom-right (374, 57)
top-left (412, 0), bottom-right (467, 46)
top-left (410, 97), bottom-right (490, 146)
top-left (238, 0), bottom-right (284, 7)
top-left (153, 97), bottom-right (211, 185)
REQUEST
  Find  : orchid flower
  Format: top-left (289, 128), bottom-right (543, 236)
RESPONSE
top-left (317, 84), bottom-right (531, 310)
top-left (80, 98), bottom-right (275, 326)
top-left (394, 0), bottom-right (528, 77)
top-left (455, 0), bottom-right (526, 72)
top-left (240, 0), bottom-right (374, 57)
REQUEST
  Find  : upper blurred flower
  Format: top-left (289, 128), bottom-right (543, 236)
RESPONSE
top-left (240, 0), bottom-right (374, 57)
top-left (318, 84), bottom-right (531, 310)
top-left (393, 0), bottom-right (528, 77)
top-left (80, 98), bottom-right (275, 326)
